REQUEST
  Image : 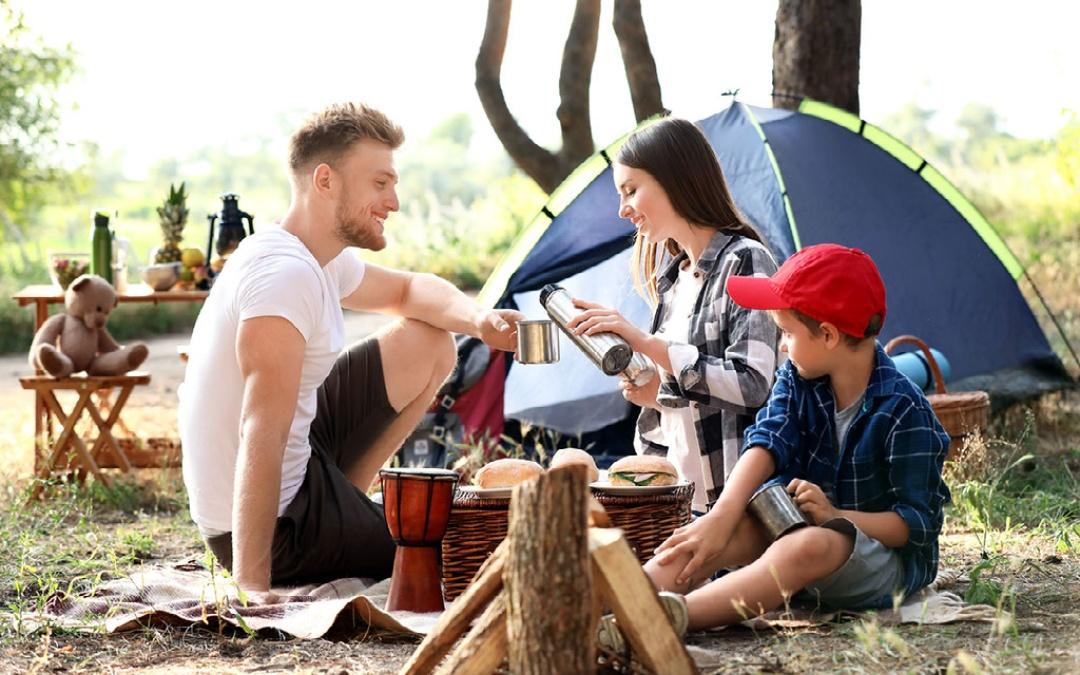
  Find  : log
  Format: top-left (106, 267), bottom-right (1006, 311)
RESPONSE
top-left (433, 593), bottom-right (508, 675)
top-left (505, 465), bottom-right (595, 674)
top-left (590, 527), bottom-right (697, 675)
top-left (400, 541), bottom-right (508, 675)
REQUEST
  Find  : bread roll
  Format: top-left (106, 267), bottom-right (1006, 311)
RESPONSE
top-left (607, 455), bottom-right (678, 487)
top-left (549, 447), bottom-right (600, 483)
top-left (474, 458), bottom-right (544, 488)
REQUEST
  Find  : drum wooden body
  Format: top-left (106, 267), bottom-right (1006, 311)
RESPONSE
top-left (380, 467), bottom-right (458, 612)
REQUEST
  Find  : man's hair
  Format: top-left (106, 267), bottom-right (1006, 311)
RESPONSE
top-left (791, 309), bottom-right (882, 348)
top-left (288, 102), bottom-right (404, 176)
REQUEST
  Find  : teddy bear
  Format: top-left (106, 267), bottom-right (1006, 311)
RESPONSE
top-left (29, 274), bottom-right (149, 378)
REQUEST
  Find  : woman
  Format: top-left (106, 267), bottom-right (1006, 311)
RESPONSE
top-left (568, 118), bottom-right (780, 513)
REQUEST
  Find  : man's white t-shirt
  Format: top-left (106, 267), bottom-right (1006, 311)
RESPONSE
top-left (179, 227), bottom-right (365, 534)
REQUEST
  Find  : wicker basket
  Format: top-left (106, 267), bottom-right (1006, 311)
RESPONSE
top-left (885, 335), bottom-right (990, 459)
top-left (441, 482), bottom-right (694, 601)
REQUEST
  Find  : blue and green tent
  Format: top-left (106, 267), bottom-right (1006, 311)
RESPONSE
top-left (480, 100), bottom-right (1075, 438)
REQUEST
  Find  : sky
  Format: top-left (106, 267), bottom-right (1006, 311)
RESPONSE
top-left (18, 0), bottom-right (1080, 176)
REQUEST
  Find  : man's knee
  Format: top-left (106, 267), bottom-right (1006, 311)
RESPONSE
top-left (397, 318), bottom-right (455, 381)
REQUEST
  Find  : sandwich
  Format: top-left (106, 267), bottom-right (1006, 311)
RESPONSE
top-left (607, 455), bottom-right (678, 487)
top-left (474, 458), bottom-right (544, 488)
top-left (549, 447), bottom-right (600, 483)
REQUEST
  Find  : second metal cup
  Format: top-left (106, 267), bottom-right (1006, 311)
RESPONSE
top-left (748, 483), bottom-right (811, 540)
top-left (515, 319), bottom-right (560, 364)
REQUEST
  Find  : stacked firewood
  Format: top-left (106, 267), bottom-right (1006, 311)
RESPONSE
top-left (400, 465), bottom-right (697, 675)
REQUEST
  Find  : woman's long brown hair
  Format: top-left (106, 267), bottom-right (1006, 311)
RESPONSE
top-left (617, 118), bottom-right (763, 305)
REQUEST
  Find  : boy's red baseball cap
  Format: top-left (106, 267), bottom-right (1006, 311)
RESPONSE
top-left (726, 243), bottom-right (887, 338)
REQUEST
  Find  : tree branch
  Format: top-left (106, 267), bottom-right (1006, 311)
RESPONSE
top-left (475, 0), bottom-right (562, 192)
top-left (612, 0), bottom-right (664, 122)
top-left (555, 0), bottom-right (601, 168)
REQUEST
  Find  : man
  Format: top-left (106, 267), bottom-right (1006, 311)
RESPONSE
top-left (179, 102), bottom-right (521, 601)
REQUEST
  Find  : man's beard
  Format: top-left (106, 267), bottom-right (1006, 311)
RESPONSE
top-left (334, 202), bottom-right (386, 251)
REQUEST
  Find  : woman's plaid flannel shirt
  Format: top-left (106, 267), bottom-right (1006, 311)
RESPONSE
top-left (635, 231), bottom-right (780, 506)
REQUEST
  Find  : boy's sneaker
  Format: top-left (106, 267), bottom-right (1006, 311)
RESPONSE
top-left (596, 591), bottom-right (689, 654)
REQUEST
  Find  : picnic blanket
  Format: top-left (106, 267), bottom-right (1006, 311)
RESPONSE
top-left (21, 560), bottom-right (999, 642)
top-left (23, 559), bottom-right (441, 639)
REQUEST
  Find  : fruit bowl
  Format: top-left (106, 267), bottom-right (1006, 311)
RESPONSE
top-left (140, 263), bottom-right (181, 291)
top-left (48, 252), bottom-right (92, 290)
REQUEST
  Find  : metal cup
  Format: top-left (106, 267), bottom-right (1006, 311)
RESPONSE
top-left (515, 319), bottom-right (559, 364)
top-left (748, 484), bottom-right (810, 540)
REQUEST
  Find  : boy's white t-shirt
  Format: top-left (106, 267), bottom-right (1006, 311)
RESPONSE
top-left (179, 227), bottom-right (365, 534)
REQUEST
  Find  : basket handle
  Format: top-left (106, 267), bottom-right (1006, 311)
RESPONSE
top-left (883, 335), bottom-right (948, 395)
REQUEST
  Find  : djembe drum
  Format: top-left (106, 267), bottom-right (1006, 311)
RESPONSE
top-left (380, 467), bottom-right (459, 612)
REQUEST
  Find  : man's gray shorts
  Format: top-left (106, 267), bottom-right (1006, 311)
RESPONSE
top-left (205, 338), bottom-right (398, 585)
top-left (800, 517), bottom-right (905, 609)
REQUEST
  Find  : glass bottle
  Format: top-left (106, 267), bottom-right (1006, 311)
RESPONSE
top-left (90, 211), bottom-right (113, 284)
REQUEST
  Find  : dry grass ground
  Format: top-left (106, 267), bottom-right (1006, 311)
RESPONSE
top-left (0, 237), bottom-right (1077, 673)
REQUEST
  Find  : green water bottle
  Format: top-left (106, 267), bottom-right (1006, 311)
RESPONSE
top-left (90, 211), bottom-right (113, 284)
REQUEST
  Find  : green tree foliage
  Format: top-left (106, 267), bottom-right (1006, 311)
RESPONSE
top-left (882, 101), bottom-right (1078, 241)
top-left (1055, 111), bottom-right (1080, 191)
top-left (397, 112), bottom-right (516, 207)
top-left (0, 2), bottom-right (79, 242)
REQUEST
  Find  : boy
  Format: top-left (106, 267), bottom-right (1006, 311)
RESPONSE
top-left (644, 243), bottom-right (951, 630)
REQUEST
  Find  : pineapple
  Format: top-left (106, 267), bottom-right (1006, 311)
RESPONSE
top-left (154, 182), bottom-right (188, 264)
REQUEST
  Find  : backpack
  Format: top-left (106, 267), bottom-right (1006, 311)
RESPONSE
top-left (398, 336), bottom-right (506, 468)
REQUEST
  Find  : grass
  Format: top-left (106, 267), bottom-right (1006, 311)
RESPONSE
top-left (0, 389), bottom-right (1075, 672)
top-left (0, 157), bottom-right (1076, 670)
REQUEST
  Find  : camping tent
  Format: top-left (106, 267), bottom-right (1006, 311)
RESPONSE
top-left (478, 99), bottom-right (1075, 438)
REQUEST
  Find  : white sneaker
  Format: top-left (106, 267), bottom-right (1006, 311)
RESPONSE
top-left (596, 591), bottom-right (689, 654)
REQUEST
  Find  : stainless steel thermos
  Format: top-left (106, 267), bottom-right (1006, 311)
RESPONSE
top-left (539, 284), bottom-right (656, 386)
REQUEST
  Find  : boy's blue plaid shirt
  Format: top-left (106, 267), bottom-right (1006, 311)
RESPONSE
top-left (743, 344), bottom-right (952, 605)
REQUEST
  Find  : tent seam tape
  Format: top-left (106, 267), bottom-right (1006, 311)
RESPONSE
top-left (742, 103), bottom-right (802, 251)
top-left (797, 99), bottom-right (1024, 280)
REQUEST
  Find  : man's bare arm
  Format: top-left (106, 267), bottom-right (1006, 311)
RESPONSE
top-left (232, 316), bottom-right (305, 593)
top-left (342, 263), bottom-right (520, 350)
top-left (342, 264), bottom-right (480, 330)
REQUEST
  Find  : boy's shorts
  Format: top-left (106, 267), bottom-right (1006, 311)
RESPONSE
top-left (799, 517), bottom-right (905, 609)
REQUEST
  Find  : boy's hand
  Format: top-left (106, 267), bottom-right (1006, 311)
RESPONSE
top-left (652, 509), bottom-right (738, 586)
top-left (787, 478), bottom-right (837, 525)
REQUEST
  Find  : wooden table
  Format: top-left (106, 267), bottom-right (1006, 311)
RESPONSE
top-left (14, 284), bottom-right (208, 329)
top-left (14, 283), bottom-right (208, 482)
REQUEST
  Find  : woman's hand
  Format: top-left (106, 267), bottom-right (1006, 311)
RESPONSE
top-left (787, 478), bottom-right (838, 525)
top-left (565, 298), bottom-right (649, 352)
top-left (651, 507), bottom-right (740, 586)
top-left (619, 372), bottom-right (659, 410)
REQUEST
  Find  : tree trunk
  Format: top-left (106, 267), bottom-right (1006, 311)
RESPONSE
top-left (772, 0), bottom-right (861, 114)
top-left (612, 0), bottom-right (665, 122)
top-left (476, 0), bottom-right (600, 193)
top-left (505, 465), bottom-right (595, 673)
